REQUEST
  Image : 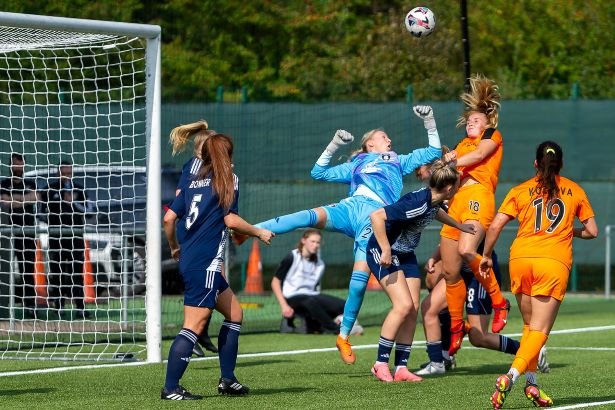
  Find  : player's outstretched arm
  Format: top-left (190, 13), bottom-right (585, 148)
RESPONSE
top-left (316, 129), bottom-right (354, 165)
top-left (224, 213), bottom-right (274, 245)
top-left (413, 105), bottom-right (441, 148)
top-left (435, 208), bottom-right (476, 234)
top-left (311, 129), bottom-right (354, 182)
top-left (480, 212), bottom-right (512, 275)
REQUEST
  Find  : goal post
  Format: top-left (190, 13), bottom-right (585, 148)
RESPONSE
top-left (0, 12), bottom-right (161, 363)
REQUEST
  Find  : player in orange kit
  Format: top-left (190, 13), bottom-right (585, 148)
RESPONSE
top-left (439, 74), bottom-right (510, 356)
top-left (481, 141), bottom-right (597, 409)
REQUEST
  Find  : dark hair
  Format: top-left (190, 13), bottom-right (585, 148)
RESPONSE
top-left (60, 159), bottom-right (72, 166)
top-left (11, 152), bottom-right (24, 163)
top-left (297, 228), bottom-right (321, 262)
top-left (535, 141), bottom-right (563, 202)
top-left (197, 133), bottom-right (235, 210)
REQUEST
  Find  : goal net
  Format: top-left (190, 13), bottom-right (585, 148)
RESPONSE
top-left (0, 12), bottom-right (161, 362)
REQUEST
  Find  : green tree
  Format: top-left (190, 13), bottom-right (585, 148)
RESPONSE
top-left (0, 0), bottom-right (614, 100)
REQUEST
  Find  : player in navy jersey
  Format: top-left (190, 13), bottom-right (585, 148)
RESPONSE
top-left (169, 120), bottom-right (219, 356)
top-left (366, 160), bottom-right (476, 382)
top-left (255, 106), bottom-right (442, 364)
top-left (161, 131), bottom-right (274, 400)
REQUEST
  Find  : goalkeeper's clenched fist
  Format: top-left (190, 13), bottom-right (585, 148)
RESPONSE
top-left (413, 105), bottom-right (441, 149)
top-left (413, 105), bottom-right (436, 131)
top-left (326, 129), bottom-right (354, 154)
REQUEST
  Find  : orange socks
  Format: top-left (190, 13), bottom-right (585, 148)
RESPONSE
top-left (468, 255), bottom-right (505, 306)
top-left (511, 330), bottom-right (548, 374)
top-left (445, 279), bottom-right (467, 327)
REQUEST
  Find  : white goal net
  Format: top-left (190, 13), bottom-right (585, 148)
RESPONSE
top-left (0, 12), bottom-right (161, 362)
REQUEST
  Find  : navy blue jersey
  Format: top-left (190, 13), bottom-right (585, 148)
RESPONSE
top-left (367, 187), bottom-right (439, 254)
top-left (177, 157), bottom-right (203, 190)
top-left (170, 172), bottom-right (239, 273)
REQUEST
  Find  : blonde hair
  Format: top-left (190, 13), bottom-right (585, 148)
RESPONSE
top-left (350, 128), bottom-right (383, 159)
top-left (429, 159), bottom-right (459, 191)
top-left (457, 74), bottom-right (501, 128)
top-left (169, 120), bottom-right (216, 157)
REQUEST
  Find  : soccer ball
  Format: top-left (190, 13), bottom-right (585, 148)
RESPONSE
top-left (404, 6), bottom-right (436, 38)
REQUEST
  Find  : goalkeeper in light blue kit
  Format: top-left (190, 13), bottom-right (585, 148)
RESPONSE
top-left (256, 106), bottom-right (442, 364)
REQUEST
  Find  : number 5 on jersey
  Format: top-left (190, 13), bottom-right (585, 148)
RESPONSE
top-left (186, 194), bottom-right (202, 230)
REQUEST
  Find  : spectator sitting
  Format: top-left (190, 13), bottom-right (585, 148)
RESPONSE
top-left (271, 229), bottom-right (362, 335)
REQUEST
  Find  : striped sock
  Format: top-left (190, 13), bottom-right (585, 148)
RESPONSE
top-left (219, 320), bottom-right (242, 380)
top-left (164, 328), bottom-right (197, 391)
top-left (376, 336), bottom-right (394, 364)
top-left (499, 335), bottom-right (521, 355)
top-left (394, 342), bottom-right (412, 368)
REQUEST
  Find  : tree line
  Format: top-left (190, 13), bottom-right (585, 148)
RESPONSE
top-left (2, 0), bottom-right (614, 102)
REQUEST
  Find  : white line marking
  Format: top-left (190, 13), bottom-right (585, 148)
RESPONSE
top-left (1, 324), bottom-right (614, 378)
top-left (554, 400), bottom-right (615, 409)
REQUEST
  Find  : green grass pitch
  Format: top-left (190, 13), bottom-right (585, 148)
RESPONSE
top-left (0, 294), bottom-right (614, 409)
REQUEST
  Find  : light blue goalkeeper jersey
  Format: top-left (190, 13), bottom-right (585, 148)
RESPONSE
top-left (310, 146), bottom-right (441, 205)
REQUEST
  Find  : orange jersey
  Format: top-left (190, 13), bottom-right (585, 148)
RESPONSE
top-left (498, 175), bottom-right (595, 269)
top-left (455, 128), bottom-right (503, 193)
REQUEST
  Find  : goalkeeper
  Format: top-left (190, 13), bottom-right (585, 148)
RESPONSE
top-left (255, 106), bottom-right (442, 365)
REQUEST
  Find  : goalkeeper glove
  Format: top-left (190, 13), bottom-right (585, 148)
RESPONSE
top-left (326, 129), bottom-right (354, 154)
top-left (413, 105), bottom-right (436, 130)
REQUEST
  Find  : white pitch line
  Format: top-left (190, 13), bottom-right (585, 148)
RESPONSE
top-left (1, 324), bottom-right (614, 378)
top-left (554, 400), bottom-right (615, 409)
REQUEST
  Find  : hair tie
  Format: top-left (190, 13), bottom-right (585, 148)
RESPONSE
top-left (546, 147), bottom-right (555, 155)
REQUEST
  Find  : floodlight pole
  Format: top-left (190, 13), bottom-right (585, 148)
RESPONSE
top-left (460, 0), bottom-right (471, 90)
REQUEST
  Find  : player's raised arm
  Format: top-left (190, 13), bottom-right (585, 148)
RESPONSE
top-left (311, 130), bottom-right (354, 182)
top-left (399, 106), bottom-right (442, 174)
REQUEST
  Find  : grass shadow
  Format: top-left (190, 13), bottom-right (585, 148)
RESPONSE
top-left (0, 388), bottom-right (54, 396)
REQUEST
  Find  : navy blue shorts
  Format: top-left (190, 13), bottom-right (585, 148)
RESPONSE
top-left (182, 269), bottom-right (229, 308)
top-left (461, 252), bottom-right (501, 315)
top-left (367, 248), bottom-right (419, 281)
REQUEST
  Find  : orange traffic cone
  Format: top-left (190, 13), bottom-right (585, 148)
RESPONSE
top-left (243, 239), bottom-right (265, 295)
top-left (367, 272), bottom-right (381, 290)
top-left (83, 240), bottom-right (96, 303)
top-left (33, 239), bottom-right (47, 306)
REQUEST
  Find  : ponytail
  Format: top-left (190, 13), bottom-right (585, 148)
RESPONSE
top-left (169, 120), bottom-right (215, 157)
top-left (535, 141), bottom-right (563, 202)
top-left (197, 133), bottom-right (235, 210)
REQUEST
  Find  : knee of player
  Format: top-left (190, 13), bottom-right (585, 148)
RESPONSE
top-left (467, 328), bottom-right (486, 347)
top-left (228, 311), bottom-right (243, 323)
top-left (392, 299), bottom-right (414, 317)
top-left (459, 249), bottom-right (478, 263)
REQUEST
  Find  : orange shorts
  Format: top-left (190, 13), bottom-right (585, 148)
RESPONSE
top-left (440, 183), bottom-right (495, 241)
top-left (509, 257), bottom-right (570, 301)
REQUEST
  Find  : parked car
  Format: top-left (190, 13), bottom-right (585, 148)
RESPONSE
top-left (25, 165), bottom-right (183, 296)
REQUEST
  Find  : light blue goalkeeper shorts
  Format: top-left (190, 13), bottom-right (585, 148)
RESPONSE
top-left (322, 195), bottom-right (383, 262)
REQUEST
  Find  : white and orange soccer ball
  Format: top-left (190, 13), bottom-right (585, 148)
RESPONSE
top-left (404, 6), bottom-right (436, 38)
